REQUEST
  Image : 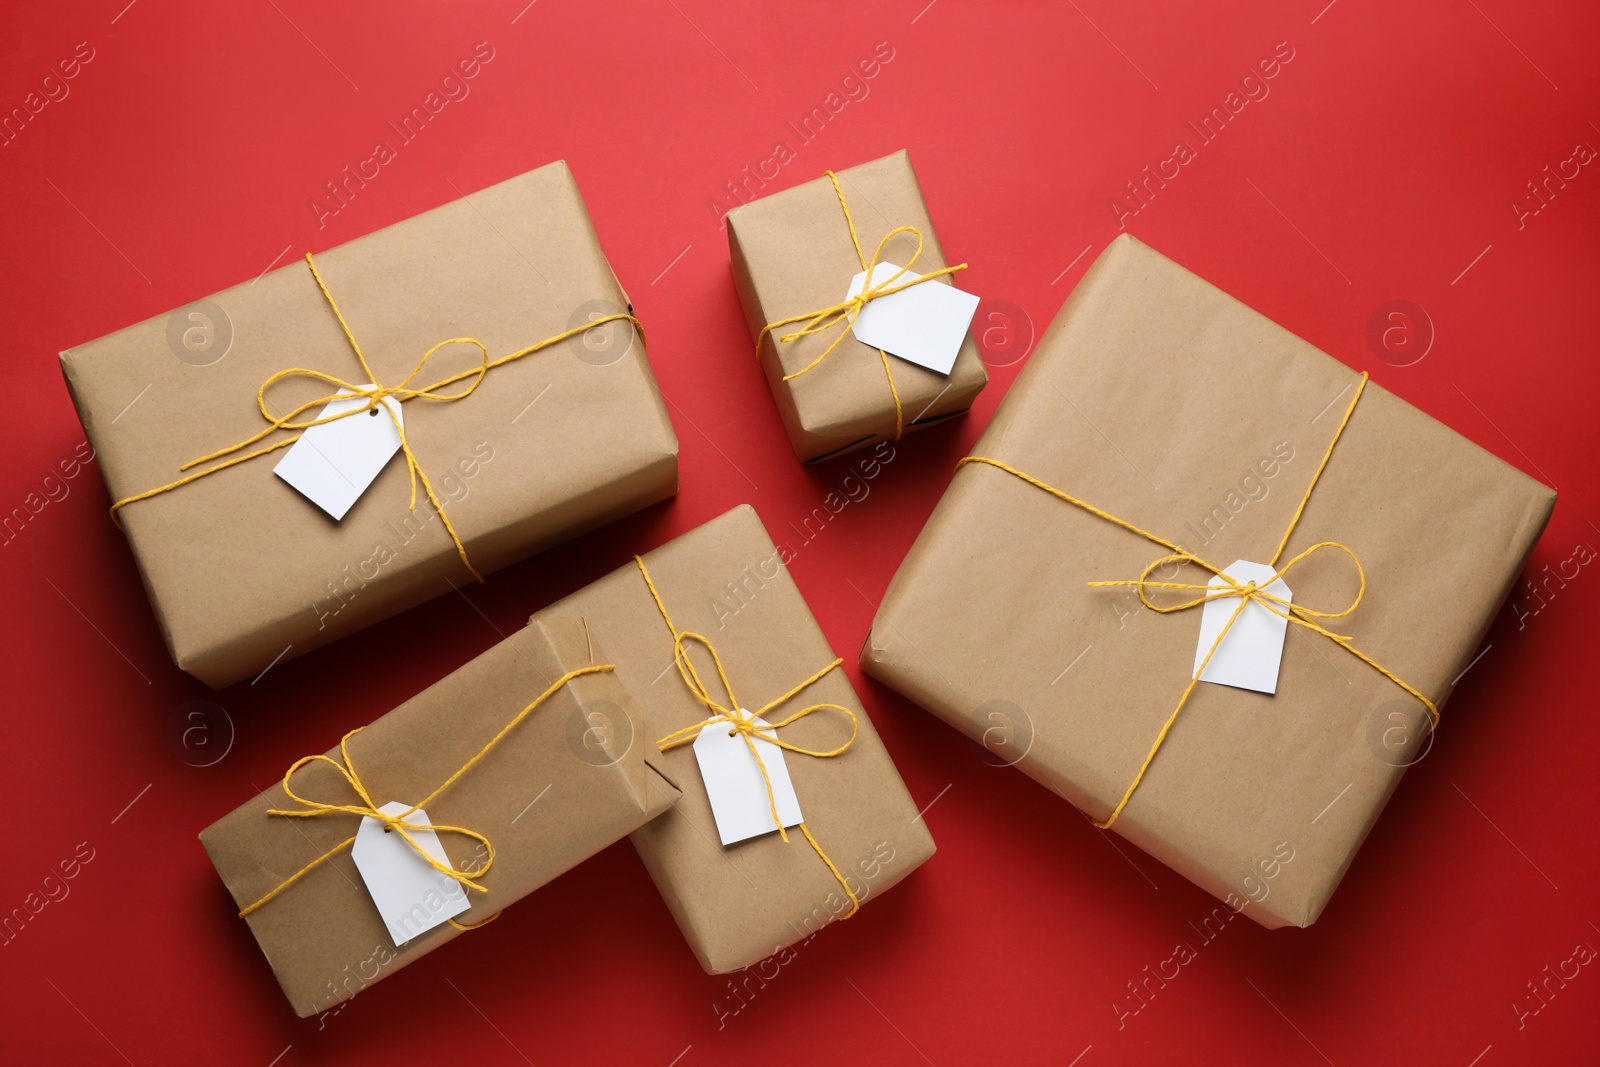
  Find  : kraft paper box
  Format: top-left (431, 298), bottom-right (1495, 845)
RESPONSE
top-left (60, 161), bottom-right (678, 688)
top-left (200, 616), bottom-right (681, 1018)
top-left (728, 150), bottom-right (987, 463)
top-left (862, 234), bottom-right (1554, 928)
top-left (531, 505), bottom-right (934, 972)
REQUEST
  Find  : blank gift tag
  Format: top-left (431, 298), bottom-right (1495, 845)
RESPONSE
top-left (846, 261), bottom-right (980, 376)
top-left (273, 387), bottom-right (403, 521)
top-left (350, 801), bottom-right (471, 945)
top-left (692, 710), bottom-right (804, 846)
top-left (1192, 560), bottom-right (1293, 695)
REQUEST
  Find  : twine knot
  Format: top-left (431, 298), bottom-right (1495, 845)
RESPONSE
top-left (236, 664), bottom-right (616, 924)
top-left (954, 371), bottom-right (1442, 831)
top-left (263, 730), bottom-right (495, 898)
top-left (753, 171), bottom-right (969, 442)
top-left (636, 556), bottom-right (864, 918)
top-left (112, 253), bottom-right (645, 585)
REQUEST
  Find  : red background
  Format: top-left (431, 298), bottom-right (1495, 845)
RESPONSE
top-left (2, 1), bottom-right (1596, 1063)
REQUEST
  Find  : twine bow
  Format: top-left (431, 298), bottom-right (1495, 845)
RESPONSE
top-left (1102, 540), bottom-right (1367, 640)
top-left (111, 253), bottom-right (645, 583)
top-left (754, 171), bottom-right (968, 442)
top-left (635, 556), bottom-right (863, 917)
top-left (958, 371), bottom-right (1440, 830)
top-left (653, 633), bottom-right (858, 843)
top-left (237, 664), bottom-right (616, 927)
top-left (265, 730), bottom-right (496, 896)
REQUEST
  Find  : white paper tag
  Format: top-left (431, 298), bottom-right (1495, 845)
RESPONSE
top-left (273, 387), bottom-right (403, 521)
top-left (1192, 560), bottom-right (1293, 695)
top-left (846, 261), bottom-right (981, 376)
top-left (692, 710), bottom-right (804, 846)
top-left (350, 801), bottom-right (471, 945)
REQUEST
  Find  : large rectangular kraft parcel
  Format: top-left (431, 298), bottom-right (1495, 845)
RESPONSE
top-left (534, 505), bottom-right (935, 971)
top-left (61, 161), bottom-right (678, 687)
top-left (727, 150), bottom-right (987, 463)
top-left (862, 233), bottom-right (1554, 927)
top-left (201, 616), bottom-right (681, 1017)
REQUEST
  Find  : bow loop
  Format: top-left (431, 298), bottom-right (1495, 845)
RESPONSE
top-left (665, 629), bottom-right (742, 719)
top-left (650, 620), bottom-right (857, 843)
top-left (111, 253), bottom-right (646, 590)
top-left (635, 555), bottom-right (863, 920)
top-left (954, 370), bottom-right (1442, 833)
top-left (773, 224), bottom-right (931, 346)
top-left (752, 171), bottom-right (972, 443)
top-left (762, 221), bottom-right (965, 381)
top-left (237, 664), bottom-right (616, 923)
top-left (1273, 540), bottom-right (1367, 623)
top-left (1093, 540), bottom-right (1367, 637)
top-left (264, 727), bottom-right (495, 896)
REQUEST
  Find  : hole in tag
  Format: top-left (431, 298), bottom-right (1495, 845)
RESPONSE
top-left (273, 387), bottom-right (406, 522)
top-left (352, 801), bottom-right (471, 942)
top-left (694, 712), bottom-right (805, 846)
top-left (1192, 560), bottom-right (1292, 695)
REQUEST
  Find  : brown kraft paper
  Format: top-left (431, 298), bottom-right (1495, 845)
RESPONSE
top-left (200, 616), bottom-right (681, 1017)
top-left (727, 149), bottom-right (987, 463)
top-left (61, 161), bottom-right (679, 688)
top-left (861, 233), bottom-right (1555, 928)
top-left (531, 505), bottom-right (935, 972)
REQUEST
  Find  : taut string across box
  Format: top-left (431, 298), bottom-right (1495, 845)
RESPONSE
top-left (633, 555), bottom-right (864, 917)
top-left (110, 252), bottom-right (646, 581)
top-left (956, 372), bottom-right (1438, 829)
top-left (754, 171), bottom-right (967, 442)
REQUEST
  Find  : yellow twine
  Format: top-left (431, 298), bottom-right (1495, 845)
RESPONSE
top-left (237, 664), bottom-right (616, 925)
top-left (111, 253), bottom-right (646, 582)
top-left (957, 371), bottom-right (1438, 829)
top-left (754, 171), bottom-right (968, 443)
top-left (633, 555), bottom-right (863, 918)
